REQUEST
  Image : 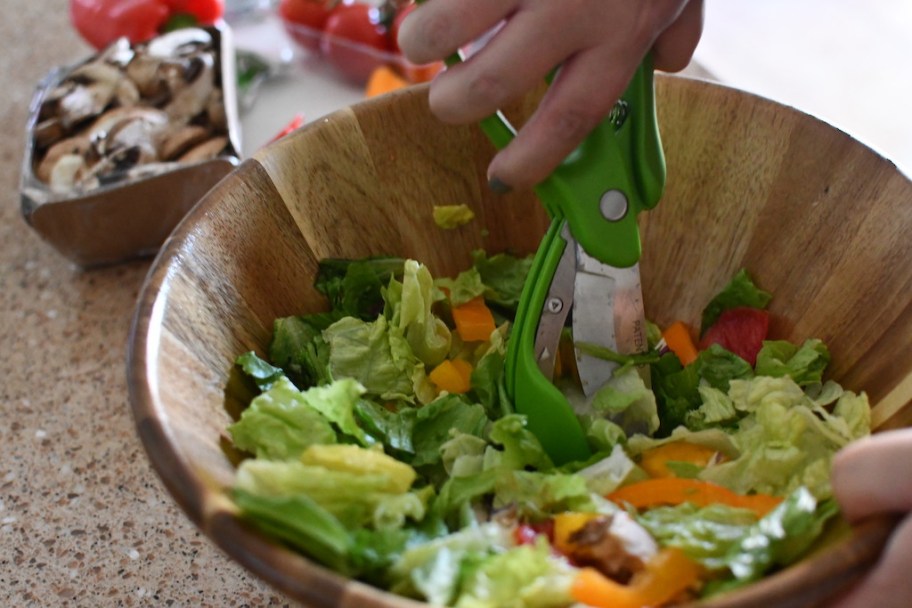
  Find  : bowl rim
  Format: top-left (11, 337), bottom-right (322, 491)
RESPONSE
top-left (127, 78), bottom-right (900, 607)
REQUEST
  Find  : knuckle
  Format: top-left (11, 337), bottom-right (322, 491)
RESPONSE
top-left (466, 70), bottom-right (511, 108)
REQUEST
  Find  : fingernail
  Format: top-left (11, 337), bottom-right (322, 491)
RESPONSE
top-left (488, 176), bottom-right (512, 194)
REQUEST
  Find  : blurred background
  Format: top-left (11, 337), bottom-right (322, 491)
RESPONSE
top-left (693, 0), bottom-right (912, 177)
top-left (225, 0), bottom-right (912, 175)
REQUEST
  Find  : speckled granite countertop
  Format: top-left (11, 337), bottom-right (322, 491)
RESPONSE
top-left (0, 4), bottom-right (292, 606)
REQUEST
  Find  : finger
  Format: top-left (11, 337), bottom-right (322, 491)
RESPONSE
top-left (397, 0), bottom-right (516, 65)
top-left (652, 0), bottom-right (704, 72)
top-left (832, 428), bottom-right (912, 522)
top-left (827, 512), bottom-right (912, 608)
top-left (427, 6), bottom-right (583, 124)
top-left (486, 44), bottom-right (644, 189)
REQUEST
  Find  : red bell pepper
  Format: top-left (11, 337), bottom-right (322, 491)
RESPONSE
top-left (70, 0), bottom-right (225, 50)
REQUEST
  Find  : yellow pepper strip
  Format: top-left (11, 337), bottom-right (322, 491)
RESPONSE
top-left (607, 478), bottom-right (782, 518)
top-left (428, 359), bottom-right (472, 394)
top-left (451, 296), bottom-right (497, 342)
top-left (571, 548), bottom-right (702, 608)
top-left (639, 441), bottom-right (721, 479)
top-left (552, 512), bottom-right (600, 554)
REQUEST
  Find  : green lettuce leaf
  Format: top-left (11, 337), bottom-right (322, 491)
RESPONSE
top-left (454, 539), bottom-right (576, 608)
top-left (435, 267), bottom-right (487, 307)
top-left (324, 315), bottom-right (419, 402)
top-left (389, 260), bottom-right (452, 367)
top-left (589, 368), bottom-right (660, 437)
top-left (269, 315), bottom-right (334, 388)
top-left (235, 350), bottom-right (285, 391)
top-left (227, 376), bottom-right (337, 460)
top-left (471, 250), bottom-right (533, 311)
top-left (315, 257), bottom-right (405, 320)
top-left (755, 339), bottom-right (831, 386)
top-left (412, 395), bottom-right (489, 469)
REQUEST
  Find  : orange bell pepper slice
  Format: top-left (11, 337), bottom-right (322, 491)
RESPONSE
top-left (451, 296), bottom-right (496, 343)
top-left (571, 548), bottom-right (702, 608)
top-left (662, 321), bottom-right (699, 366)
top-left (607, 478), bottom-right (782, 518)
top-left (638, 441), bottom-right (721, 479)
top-left (429, 359), bottom-right (472, 394)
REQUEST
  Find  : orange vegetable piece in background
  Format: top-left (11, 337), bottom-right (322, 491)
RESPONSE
top-left (639, 441), bottom-right (720, 478)
top-left (571, 548), bottom-right (703, 608)
top-left (429, 359), bottom-right (472, 394)
top-left (607, 478), bottom-right (782, 519)
top-left (451, 297), bottom-right (496, 342)
top-left (365, 65), bottom-right (408, 98)
top-left (552, 512), bottom-right (600, 554)
top-left (662, 321), bottom-right (699, 366)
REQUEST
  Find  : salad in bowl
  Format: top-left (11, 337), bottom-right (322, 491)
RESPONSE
top-left (223, 253), bottom-right (869, 608)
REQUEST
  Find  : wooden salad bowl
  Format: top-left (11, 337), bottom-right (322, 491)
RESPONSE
top-left (128, 76), bottom-right (912, 607)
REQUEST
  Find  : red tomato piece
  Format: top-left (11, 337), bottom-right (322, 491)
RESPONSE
top-left (320, 3), bottom-right (390, 83)
top-left (280, 0), bottom-right (332, 50)
top-left (70, 0), bottom-right (170, 49)
top-left (699, 307), bottom-right (770, 365)
top-left (513, 519), bottom-right (555, 545)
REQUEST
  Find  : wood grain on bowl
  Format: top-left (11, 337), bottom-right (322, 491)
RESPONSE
top-left (128, 76), bottom-right (912, 607)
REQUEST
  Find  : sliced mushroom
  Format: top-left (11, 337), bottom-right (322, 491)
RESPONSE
top-left (178, 136), bottom-right (227, 164)
top-left (48, 154), bottom-right (88, 192)
top-left (124, 52), bottom-right (167, 99)
top-left (158, 124), bottom-right (210, 160)
top-left (33, 117), bottom-right (66, 149)
top-left (87, 106), bottom-right (169, 143)
top-left (147, 28), bottom-right (213, 59)
top-left (36, 136), bottom-right (92, 183)
top-left (165, 53), bottom-right (215, 124)
top-left (114, 77), bottom-right (141, 107)
top-left (57, 61), bottom-right (126, 128)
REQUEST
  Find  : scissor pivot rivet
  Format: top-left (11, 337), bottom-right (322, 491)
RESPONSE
top-left (600, 190), bottom-right (628, 222)
top-left (546, 298), bottom-right (564, 314)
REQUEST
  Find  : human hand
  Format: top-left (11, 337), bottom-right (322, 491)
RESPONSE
top-left (828, 428), bottom-right (912, 608)
top-left (396, 0), bottom-right (704, 191)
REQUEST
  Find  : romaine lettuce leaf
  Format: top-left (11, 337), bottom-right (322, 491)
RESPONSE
top-left (227, 375), bottom-right (337, 460)
top-left (315, 257), bottom-right (405, 320)
top-left (435, 267), bottom-right (487, 307)
top-left (471, 250), bottom-right (533, 311)
top-left (269, 316), bottom-right (334, 388)
top-left (324, 315), bottom-right (420, 402)
top-left (589, 368), bottom-right (660, 437)
top-left (454, 539), bottom-right (576, 608)
top-left (755, 339), bottom-right (830, 386)
top-left (390, 260), bottom-right (452, 367)
top-left (412, 395), bottom-right (489, 468)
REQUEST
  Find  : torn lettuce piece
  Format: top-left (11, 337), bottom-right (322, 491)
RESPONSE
top-left (589, 368), bottom-right (660, 437)
top-left (435, 266), bottom-right (487, 307)
top-left (755, 339), bottom-right (831, 386)
top-left (411, 394), bottom-right (489, 469)
top-left (228, 375), bottom-right (337, 460)
top-left (433, 204), bottom-right (476, 229)
top-left (314, 257), bottom-right (405, 321)
top-left (236, 350), bottom-right (286, 391)
top-left (471, 250), bottom-right (533, 312)
top-left (235, 444), bottom-right (423, 529)
top-left (269, 315), bottom-right (334, 388)
top-left (324, 315), bottom-right (423, 403)
top-left (388, 260), bottom-right (452, 367)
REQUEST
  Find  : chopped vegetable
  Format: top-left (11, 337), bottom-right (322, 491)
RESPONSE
top-left (432, 204), bottom-right (476, 229)
top-left (451, 296), bottom-right (496, 342)
top-left (365, 64), bottom-right (408, 98)
top-left (638, 441), bottom-right (720, 479)
top-left (699, 307), bottom-right (770, 366)
top-left (662, 321), bottom-right (699, 366)
top-left (570, 548), bottom-right (702, 608)
top-left (428, 359), bottom-right (472, 394)
top-left (69, 0), bottom-right (224, 50)
top-left (608, 478), bottom-right (783, 518)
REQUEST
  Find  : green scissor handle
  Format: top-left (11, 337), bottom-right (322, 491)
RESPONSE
top-left (435, 31), bottom-right (665, 463)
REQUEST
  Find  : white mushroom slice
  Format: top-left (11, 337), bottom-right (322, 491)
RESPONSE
top-left (178, 136), bottom-right (227, 164)
top-left (58, 82), bottom-right (116, 128)
top-left (36, 136), bottom-right (92, 183)
top-left (114, 77), bottom-right (141, 108)
top-left (48, 154), bottom-right (87, 192)
top-left (147, 28), bottom-right (212, 59)
top-left (165, 53), bottom-right (215, 124)
top-left (158, 124), bottom-right (210, 160)
top-left (69, 61), bottom-right (124, 91)
top-left (87, 106), bottom-right (169, 142)
top-left (34, 118), bottom-right (66, 148)
top-left (125, 53), bottom-right (166, 98)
